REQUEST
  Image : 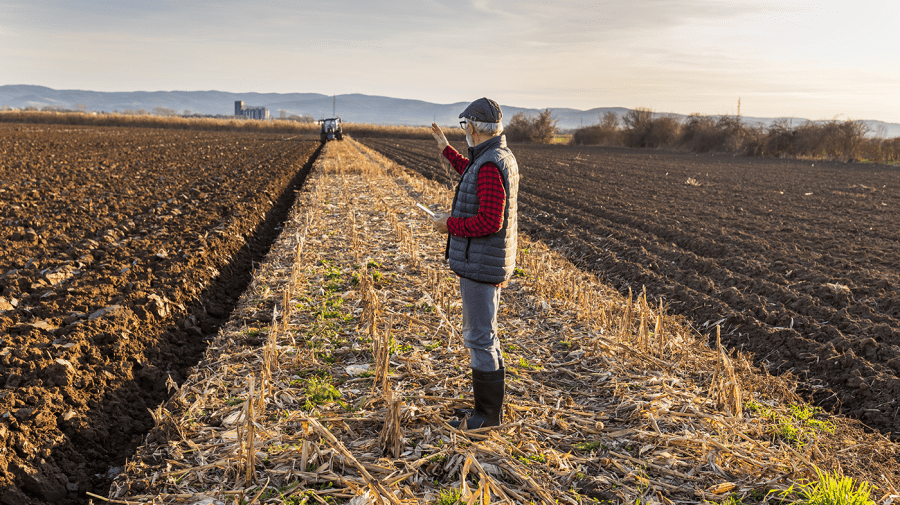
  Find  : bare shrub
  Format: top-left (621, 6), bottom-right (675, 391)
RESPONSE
top-left (600, 111), bottom-right (619, 129)
top-left (677, 114), bottom-right (760, 154)
top-left (572, 111), bottom-right (621, 146)
top-left (503, 112), bottom-right (528, 142)
top-left (885, 138), bottom-right (900, 163)
top-left (864, 136), bottom-right (900, 164)
top-left (831, 120), bottom-right (870, 160)
top-left (559, 106), bottom-right (899, 164)
top-left (740, 125), bottom-right (768, 157)
top-left (716, 115), bottom-right (753, 152)
top-left (505, 109), bottom-right (557, 143)
top-left (572, 125), bottom-right (614, 146)
top-left (622, 108), bottom-right (681, 148)
top-left (793, 122), bottom-right (834, 158)
top-left (669, 115), bottom-right (888, 162)
top-left (677, 114), bottom-right (719, 152)
top-left (789, 120), bottom-right (870, 161)
top-left (762, 119), bottom-right (797, 157)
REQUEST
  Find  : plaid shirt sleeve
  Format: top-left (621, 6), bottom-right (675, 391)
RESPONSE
top-left (442, 145), bottom-right (469, 175)
top-left (446, 162), bottom-right (506, 237)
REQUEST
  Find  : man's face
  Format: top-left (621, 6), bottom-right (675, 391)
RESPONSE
top-left (465, 122), bottom-right (475, 147)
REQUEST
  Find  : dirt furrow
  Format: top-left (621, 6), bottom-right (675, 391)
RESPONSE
top-left (523, 180), bottom-right (900, 346)
top-left (0, 124), bottom-right (321, 504)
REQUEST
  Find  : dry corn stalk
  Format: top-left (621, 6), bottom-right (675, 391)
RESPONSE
top-left (638, 305), bottom-right (649, 350)
top-left (378, 389), bottom-right (403, 458)
top-left (621, 287), bottom-right (633, 337)
top-left (654, 299), bottom-right (665, 357)
top-left (710, 326), bottom-right (743, 417)
top-left (241, 375), bottom-right (256, 485)
top-left (374, 315), bottom-right (392, 390)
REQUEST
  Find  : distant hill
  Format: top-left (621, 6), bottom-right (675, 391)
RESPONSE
top-left (2, 85), bottom-right (898, 138)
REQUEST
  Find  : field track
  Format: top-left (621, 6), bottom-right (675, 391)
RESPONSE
top-left (361, 138), bottom-right (900, 437)
top-left (106, 139), bottom-right (900, 503)
top-left (0, 124), bottom-right (319, 504)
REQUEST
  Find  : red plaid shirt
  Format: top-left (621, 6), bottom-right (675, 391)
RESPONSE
top-left (442, 145), bottom-right (506, 237)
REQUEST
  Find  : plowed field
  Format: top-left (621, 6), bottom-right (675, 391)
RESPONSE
top-left (362, 138), bottom-right (900, 437)
top-left (0, 124), bottom-right (318, 504)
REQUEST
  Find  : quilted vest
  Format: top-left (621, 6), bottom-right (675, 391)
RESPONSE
top-left (447, 134), bottom-right (519, 284)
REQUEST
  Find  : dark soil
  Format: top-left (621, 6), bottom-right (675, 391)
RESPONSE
top-left (362, 137), bottom-right (900, 438)
top-left (0, 124), bottom-right (319, 503)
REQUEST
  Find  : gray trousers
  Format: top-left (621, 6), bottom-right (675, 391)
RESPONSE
top-left (459, 276), bottom-right (504, 372)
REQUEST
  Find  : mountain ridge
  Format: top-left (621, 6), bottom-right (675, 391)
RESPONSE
top-left (2, 85), bottom-right (898, 137)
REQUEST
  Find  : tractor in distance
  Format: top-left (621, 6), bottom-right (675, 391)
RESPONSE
top-left (319, 117), bottom-right (343, 142)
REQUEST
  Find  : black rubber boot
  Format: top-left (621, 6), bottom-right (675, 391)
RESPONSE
top-left (449, 368), bottom-right (504, 430)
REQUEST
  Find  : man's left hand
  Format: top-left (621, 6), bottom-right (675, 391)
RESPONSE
top-left (431, 213), bottom-right (450, 234)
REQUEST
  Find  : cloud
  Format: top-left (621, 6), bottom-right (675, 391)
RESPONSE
top-left (1, 0), bottom-right (898, 122)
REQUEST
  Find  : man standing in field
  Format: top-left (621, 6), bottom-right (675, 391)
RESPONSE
top-left (429, 97), bottom-right (520, 430)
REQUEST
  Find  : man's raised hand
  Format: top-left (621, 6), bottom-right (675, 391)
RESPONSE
top-left (431, 123), bottom-right (450, 152)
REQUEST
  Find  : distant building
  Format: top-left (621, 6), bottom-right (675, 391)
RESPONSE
top-left (234, 101), bottom-right (270, 120)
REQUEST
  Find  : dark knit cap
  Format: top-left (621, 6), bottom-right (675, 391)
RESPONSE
top-left (459, 97), bottom-right (502, 124)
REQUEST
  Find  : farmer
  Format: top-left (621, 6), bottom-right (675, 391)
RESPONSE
top-left (429, 97), bottom-right (520, 430)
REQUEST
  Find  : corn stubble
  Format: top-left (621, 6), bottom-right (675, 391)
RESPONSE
top-left (107, 139), bottom-right (896, 505)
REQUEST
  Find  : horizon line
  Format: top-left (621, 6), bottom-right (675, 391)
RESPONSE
top-left (1, 84), bottom-right (898, 126)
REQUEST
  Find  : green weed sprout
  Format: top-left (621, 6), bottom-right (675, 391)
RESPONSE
top-left (780, 467), bottom-right (875, 505)
top-left (436, 488), bottom-right (464, 505)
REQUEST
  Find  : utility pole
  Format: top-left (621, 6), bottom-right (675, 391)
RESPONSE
top-left (737, 97), bottom-right (741, 117)
top-left (333, 95), bottom-right (336, 118)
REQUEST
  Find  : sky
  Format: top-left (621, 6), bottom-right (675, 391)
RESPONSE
top-left (1, 0), bottom-right (898, 123)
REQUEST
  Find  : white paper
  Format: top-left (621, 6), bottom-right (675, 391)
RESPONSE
top-left (416, 203), bottom-right (436, 217)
